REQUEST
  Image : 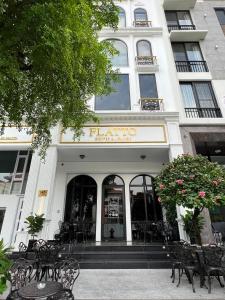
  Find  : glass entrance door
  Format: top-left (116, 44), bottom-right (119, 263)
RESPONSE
top-left (102, 175), bottom-right (126, 241)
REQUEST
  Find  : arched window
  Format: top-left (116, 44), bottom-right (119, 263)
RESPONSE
top-left (134, 8), bottom-right (148, 24)
top-left (118, 7), bottom-right (126, 27)
top-left (107, 39), bottom-right (128, 67)
top-left (130, 174), bottom-right (162, 222)
top-left (137, 40), bottom-right (152, 57)
top-left (64, 175), bottom-right (97, 241)
top-left (102, 175), bottom-right (126, 240)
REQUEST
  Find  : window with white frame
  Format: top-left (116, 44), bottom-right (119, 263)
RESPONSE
top-left (107, 39), bottom-right (128, 67)
top-left (95, 74), bottom-right (130, 110)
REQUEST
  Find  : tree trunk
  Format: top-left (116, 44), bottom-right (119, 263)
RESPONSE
top-left (192, 208), bottom-right (202, 245)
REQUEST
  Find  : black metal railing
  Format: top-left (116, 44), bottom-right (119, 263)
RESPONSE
top-left (168, 24), bottom-right (196, 31)
top-left (175, 61), bottom-right (208, 72)
top-left (141, 98), bottom-right (163, 111)
top-left (185, 108), bottom-right (222, 118)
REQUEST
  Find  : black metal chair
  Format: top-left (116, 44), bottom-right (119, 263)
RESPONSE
top-left (202, 244), bottom-right (225, 293)
top-left (18, 242), bottom-right (27, 253)
top-left (6, 259), bottom-right (33, 300)
top-left (49, 260), bottom-right (80, 300)
top-left (176, 245), bottom-right (201, 293)
top-left (36, 244), bottom-right (60, 281)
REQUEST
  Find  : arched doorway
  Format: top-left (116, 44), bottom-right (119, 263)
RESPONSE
top-left (102, 175), bottom-right (126, 241)
top-left (64, 175), bottom-right (97, 240)
top-left (130, 175), bottom-right (162, 242)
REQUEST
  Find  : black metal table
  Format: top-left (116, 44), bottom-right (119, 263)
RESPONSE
top-left (18, 281), bottom-right (63, 299)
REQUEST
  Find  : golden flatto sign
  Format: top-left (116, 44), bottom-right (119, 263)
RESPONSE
top-left (61, 125), bottom-right (167, 144)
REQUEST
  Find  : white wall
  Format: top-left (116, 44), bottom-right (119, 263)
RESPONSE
top-left (0, 195), bottom-right (20, 247)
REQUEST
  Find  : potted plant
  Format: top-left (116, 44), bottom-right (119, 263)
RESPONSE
top-left (155, 154), bottom-right (225, 245)
top-left (0, 239), bottom-right (12, 295)
top-left (25, 214), bottom-right (45, 250)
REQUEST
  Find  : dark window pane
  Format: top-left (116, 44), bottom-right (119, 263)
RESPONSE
top-left (139, 74), bottom-right (158, 98)
top-left (172, 44), bottom-right (186, 61)
top-left (95, 75), bottom-right (130, 110)
top-left (0, 209), bottom-right (5, 233)
top-left (165, 12), bottom-right (178, 26)
top-left (185, 43), bottom-right (203, 61)
top-left (177, 11), bottom-right (192, 26)
top-left (216, 9), bottom-right (225, 25)
top-left (0, 151), bottom-right (17, 172)
top-left (130, 175), bottom-right (144, 186)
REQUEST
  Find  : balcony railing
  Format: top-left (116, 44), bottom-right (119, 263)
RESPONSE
top-left (168, 24), bottom-right (196, 31)
top-left (185, 108), bottom-right (222, 118)
top-left (175, 61), bottom-right (208, 72)
top-left (134, 20), bottom-right (152, 27)
top-left (141, 98), bottom-right (163, 112)
top-left (136, 56), bottom-right (157, 65)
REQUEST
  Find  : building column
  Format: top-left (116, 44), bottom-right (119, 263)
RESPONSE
top-left (125, 179), bottom-right (132, 244)
top-left (96, 177), bottom-right (103, 244)
top-left (167, 121), bottom-right (189, 242)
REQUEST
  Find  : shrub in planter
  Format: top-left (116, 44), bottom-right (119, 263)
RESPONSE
top-left (25, 214), bottom-right (45, 250)
top-left (0, 239), bottom-right (12, 294)
top-left (155, 154), bottom-right (225, 244)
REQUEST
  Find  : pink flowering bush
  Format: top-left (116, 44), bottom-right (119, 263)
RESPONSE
top-left (155, 154), bottom-right (225, 244)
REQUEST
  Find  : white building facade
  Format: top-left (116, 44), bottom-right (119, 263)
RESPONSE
top-left (1, 0), bottom-right (224, 247)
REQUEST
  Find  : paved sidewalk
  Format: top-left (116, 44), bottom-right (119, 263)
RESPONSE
top-left (1, 269), bottom-right (225, 300)
top-left (74, 269), bottom-right (225, 300)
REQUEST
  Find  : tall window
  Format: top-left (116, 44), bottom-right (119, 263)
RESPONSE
top-left (0, 151), bottom-right (32, 194)
top-left (95, 74), bottom-right (130, 110)
top-left (165, 11), bottom-right (194, 31)
top-left (118, 7), bottom-right (126, 27)
top-left (134, 8), bottom-right (149, 27)
top-left (139, 74), bottom-right (158, 98)
top-left (215, 8), bottom-right (225, 35)
top-left (180, 82), bottom-right (222, 118)
top-left (137, 40), bottom-right (152, 57)
top-left (107, 39), bottom-right (128, 67)
top-left (172, 43), bottom-right (208, 72)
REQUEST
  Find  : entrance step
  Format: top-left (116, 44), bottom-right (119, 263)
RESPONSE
top-left (59, 243), bottom-right (172, 269)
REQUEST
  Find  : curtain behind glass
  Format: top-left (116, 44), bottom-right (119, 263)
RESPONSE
top-left (137, 41), bottom-right (152, 56)
top-left (180, 84), bottom-right (196, 107)
top-left (195, 83), bottom-right (215, 108)
top-left (110, 40), bottom-right (128, 67)
top-left (118, 8), bottom-right (126, 27)
top-left (186, 43), bottom-right (202, 61)
top-left (134, 8), bottom-right (148, 21)
top-left (177, 11), bottom-right (192, 26)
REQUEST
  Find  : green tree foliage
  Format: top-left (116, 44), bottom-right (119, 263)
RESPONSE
top-left (0, 239), bottom-right (12, 294)
top-left (155, 154), bottom-right (225, 244)
top-left (0, 0), bottom-right (119, 156)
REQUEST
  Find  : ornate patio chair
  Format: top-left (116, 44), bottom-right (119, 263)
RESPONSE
top-left (49, 260), bottom-right (80, 300)
top-left (18, 242), bottom-right (27, 253)
top-left (202, 244), bottom-right (225, 293)
top-left (6, 259), bottom-right (33, 300)
top-left (36, 244), bottom-right (61, 281)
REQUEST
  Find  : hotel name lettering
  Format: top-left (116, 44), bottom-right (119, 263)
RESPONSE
top-left (89, 127), bottom-right (137, 142)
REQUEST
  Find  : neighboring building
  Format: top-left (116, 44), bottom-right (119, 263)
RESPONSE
top-left (164, 0), bottom-right (225, 242)
top-left (0, 0), bottom-right (224, 248)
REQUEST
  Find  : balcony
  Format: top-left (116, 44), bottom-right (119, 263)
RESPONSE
top-left (175, 61), bottom-right (208, 72)
top-left (168, 25), bottom-right (196, 32)
top-left (169, 27), bottom-right (208, 42)
top-left (163, 0), bottom-right (197, 10)
top-left (141, 98), bottom-right (163, 112)
top-left (133, 20), bottom-right (152, 28)
top-left (185, 108), bottom-right (222, 118)
top-left (136, 56), bottom-right (159, 72)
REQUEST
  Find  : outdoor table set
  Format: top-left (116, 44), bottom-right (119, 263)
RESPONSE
top-left (6, 239), bottom-right (80, 300)
top-left (169, 240), bottom-right (225, 294)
